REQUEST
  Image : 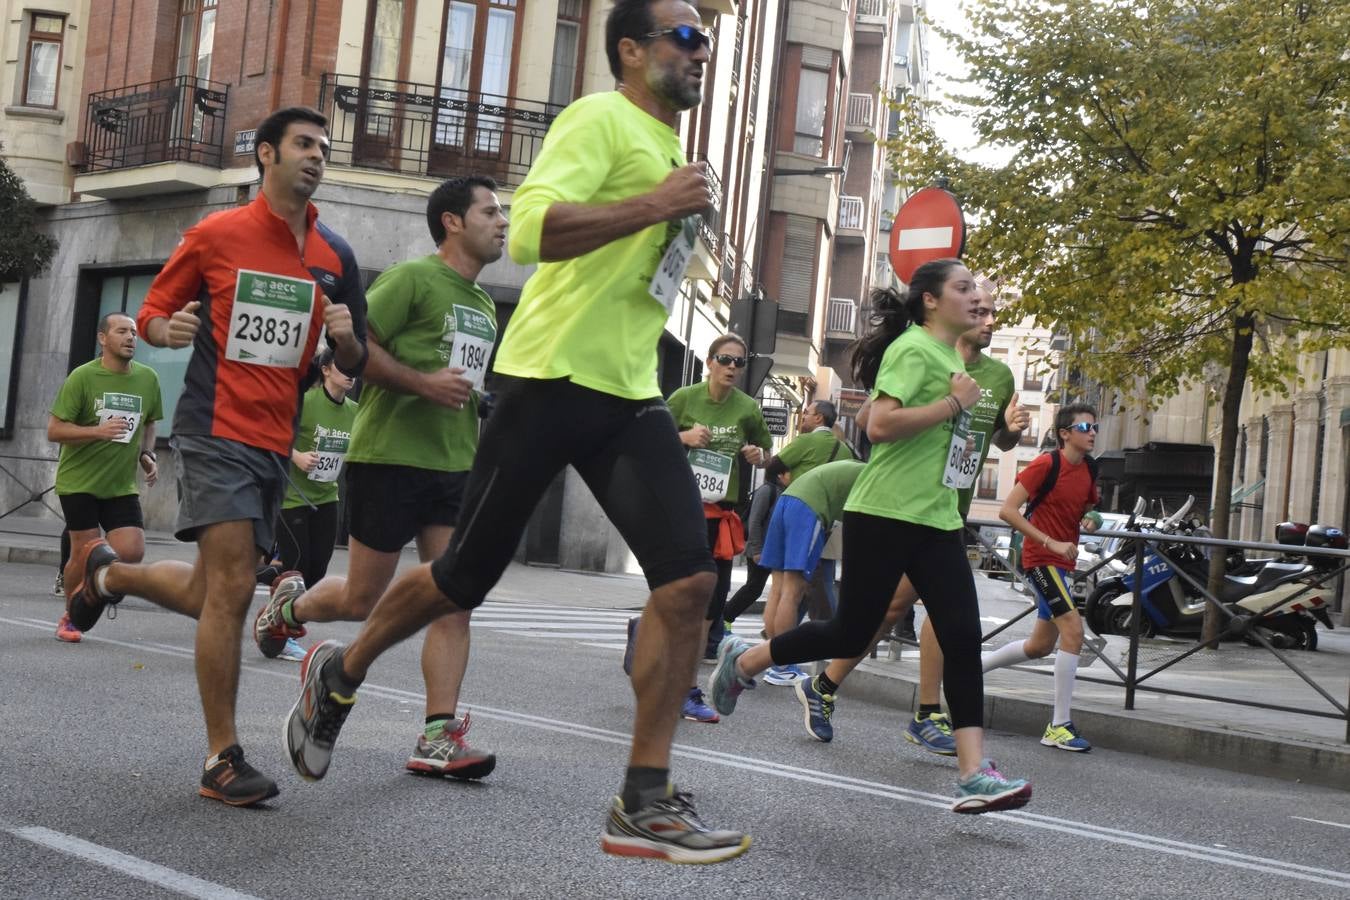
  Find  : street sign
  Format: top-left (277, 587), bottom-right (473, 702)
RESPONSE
top-left (762, 405), bottom-right (790, 436)
top-left (234, 130), bottom-right (256, 156)
top-left (888, 186), bottom-right (966, 285)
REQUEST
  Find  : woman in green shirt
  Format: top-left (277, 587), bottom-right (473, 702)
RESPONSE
top-left (709, 259), bottom-right (1032, 814)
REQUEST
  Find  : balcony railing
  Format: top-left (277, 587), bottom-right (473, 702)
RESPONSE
top-left (691, 156), bottom-right (725, 260)
top-left (827, 297), bottom-right (857, 336)
top-left (318, 73), bottom-right (562, 189)
top-left (82, 76), bottom-right (229, 171)
top-left (838, 195), bottom-right (865, 231)
top-left (846, 92), bottom-right (875, 132)
top-left (857, 0), bottom-right (888, 21)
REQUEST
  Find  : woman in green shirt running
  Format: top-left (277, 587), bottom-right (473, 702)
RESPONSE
top-left (709, 258), bottom-right (1032, 814)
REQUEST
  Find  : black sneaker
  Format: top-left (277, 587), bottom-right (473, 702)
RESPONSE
top-left (199, 745), bottom-right (280, 807)
top-left (66, 539), bottom-right (122, 632)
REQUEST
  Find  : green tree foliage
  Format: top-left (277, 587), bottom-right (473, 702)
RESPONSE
top-left (0, 142), bottom-right (58, 282)
top-left (885, 0), bottom-right (1350, 640)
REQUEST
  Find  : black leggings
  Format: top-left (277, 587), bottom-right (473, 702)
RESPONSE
top-left (703, 517), bottom-right (735, 642)
top-left (276, 501), bottom-right (340, 588)
top-left (724, 560), bottom-right (772, 622)
top-left (769, 511), bottom-right (986, 729)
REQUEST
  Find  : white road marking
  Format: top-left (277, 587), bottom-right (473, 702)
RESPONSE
top-left (3, 823), bottom-right (262, 900)
top-left (5, 614), bottom-right (1349, 890)
top-left (1292, 816), bottom-right (1350, 831)
top-left (895, 226), bottom-right (955, 251)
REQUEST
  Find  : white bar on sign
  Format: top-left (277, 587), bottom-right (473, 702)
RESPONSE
top-left (896, 226), bottom-right (955, 251)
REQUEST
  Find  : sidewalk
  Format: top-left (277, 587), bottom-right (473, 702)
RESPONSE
top-left (4, 516), bottom-right (1347, 790)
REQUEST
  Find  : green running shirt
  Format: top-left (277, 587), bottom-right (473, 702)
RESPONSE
top-left (51, 359), bottom-right (163, 498)
top-left (282, 385), bottom-right (358, 509)
top-left (666, 381), bottom-right (772, 502)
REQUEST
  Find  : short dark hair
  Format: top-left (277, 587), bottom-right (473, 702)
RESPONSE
top-left (606, 0), bottom-right (660, 81)
top-left (812, 400), bottom-right (838, 428)
top-left (1055, 402), bottom-right (1097, 447)
top-left (97, 312), bottom-right (133, 334)
top-left (254, 107), bottom-right (328, 176)
top-left (426, 175), bottom-right (498, 245)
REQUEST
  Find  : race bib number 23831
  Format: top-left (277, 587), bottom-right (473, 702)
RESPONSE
top-left (226, 270), bottom-right (315, 368)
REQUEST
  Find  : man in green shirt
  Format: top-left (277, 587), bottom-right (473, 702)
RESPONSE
top-left (285, 0), bottom-right (750, 865)
top-left (259, 176), bottom-right (505, 779)
top-left (767, 400), bottom-right (854, 483)
top-left (791, 281), bottom-right (1030, 749)
top-left (47, 312), bottom-right (162, 643)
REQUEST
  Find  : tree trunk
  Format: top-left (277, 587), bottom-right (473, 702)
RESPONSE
top-left (1202, 313), bottom-right (1255, 645)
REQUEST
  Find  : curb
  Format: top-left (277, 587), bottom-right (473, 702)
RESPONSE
top-left (843, 664), bottom-right (1350, 792)
top-left (1, 546), bottom-right (59, 567)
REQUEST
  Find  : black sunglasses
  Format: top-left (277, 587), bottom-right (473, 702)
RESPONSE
top-left (1066, 422), bottom-right (1099, 433)
top-left (712, 353), bottom-right (747, 368)
top-left (643, 25), bottom-right (714, 54)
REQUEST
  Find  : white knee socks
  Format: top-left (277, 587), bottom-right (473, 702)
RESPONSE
top-left (1053, 651), bottom-right (1080, 725)
top-left (981, 640), bottom-right (1031, 672)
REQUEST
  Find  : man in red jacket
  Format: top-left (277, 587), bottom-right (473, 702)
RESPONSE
top-left (63, 106), bottom-right (367, 807)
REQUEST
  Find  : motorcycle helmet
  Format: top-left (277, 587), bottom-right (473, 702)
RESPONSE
top-left (1275, 521), bottom-right (1309, 546)
top-left (1305, 524), bottom-right (1347, 570)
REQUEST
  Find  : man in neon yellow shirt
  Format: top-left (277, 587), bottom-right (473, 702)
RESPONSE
top-left (285, 0), bottom-right (749, 865)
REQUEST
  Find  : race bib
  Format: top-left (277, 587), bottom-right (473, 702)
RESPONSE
top-left (308, 433), bottom-right (348, 483)
top-left (226, 269), bottom-right (315, 368)
top-left (942, 411), bottom-right (980, 490)
top-left (448, 304), bottom-right (497, 392)
top-left (648, 218), bottom-right (697, 314)
top-left (689, 448), bottom-right (734, 504)
top-left (97, 392), bottom-right (142, 445)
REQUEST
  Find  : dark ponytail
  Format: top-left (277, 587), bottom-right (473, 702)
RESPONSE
top-left (850, 257), bottom-right (964, 390)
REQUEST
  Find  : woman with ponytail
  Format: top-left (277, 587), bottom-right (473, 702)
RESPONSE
top-left (708, 258), bottom-right (1032, 814)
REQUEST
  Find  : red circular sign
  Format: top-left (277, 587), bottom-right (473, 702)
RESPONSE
top-left (888, 186), bottom-right (966, 285)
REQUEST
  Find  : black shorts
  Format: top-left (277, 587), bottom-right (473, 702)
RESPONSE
top-left (345, 462), bottom-right (468, 553)
top-left (429, 376), bottom-right (715, 610)
top-left (58, 493), bottom-right (144, 533)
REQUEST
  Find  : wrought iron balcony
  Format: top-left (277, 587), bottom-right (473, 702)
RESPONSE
top-left (690, 156), bottom-right (725, 260)
top-left (82, 76), bottom-right (228, 171)
top-left (857, 0), bottom-right (888, 23)
top-left (318, 73), bottom-right (561, 189)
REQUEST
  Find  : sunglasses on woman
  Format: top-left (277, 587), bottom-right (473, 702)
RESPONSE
top-left (643, 24), bottom-right (714, 54)
top-left (1066, 422), bottom-right (1099, 433)
top-left (712, 353), bottom-right (747, 368)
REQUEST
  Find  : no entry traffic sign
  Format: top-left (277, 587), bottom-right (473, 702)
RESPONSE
top-left (888, 186), bottom-right (966, 285)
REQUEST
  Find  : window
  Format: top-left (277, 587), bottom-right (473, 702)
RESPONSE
top-left (794, 67), bottom-right (829, 155)
top-left (547, 0), bottom-right (585, 108)
top-left (778, 215), bottom-right (817, 334)
top-left (176, 1), bottom-right (217, 80)
top-left (434, 0), bottom-right (521, 154)
top-left (23, 14), bottom-right (65, 108)
top-left (1019, 405), bottom-right (1040, 447)
top-left (977, 465), bottom-right (999, 500)
top-left (1023, 353), bottom-right (1045, 391)
top-left (359, 0), bottom-right (407, 141)
top-left (0, 280), bottom-right (26, 437)
top-left (94, 272), bottom-right (191, 437)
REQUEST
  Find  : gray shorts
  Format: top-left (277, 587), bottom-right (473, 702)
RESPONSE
top-left (171, 433), bottom-right (287, 554)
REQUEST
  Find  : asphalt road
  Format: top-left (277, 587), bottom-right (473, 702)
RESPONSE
top-left (2, 560), bottom-right (1348, 899)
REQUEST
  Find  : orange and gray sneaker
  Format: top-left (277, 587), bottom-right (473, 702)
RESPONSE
top-left (253, 571), bottom-right (308, 659)
top-left (199, 744), bottom-right (279, 807)
top-left (54, 612), bottom-right (82, 643)
top-left (406, 712), bottom-right (497, 780)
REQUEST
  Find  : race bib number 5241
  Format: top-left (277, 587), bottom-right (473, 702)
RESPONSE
top-left (226, 270), bottom-right (315, 368)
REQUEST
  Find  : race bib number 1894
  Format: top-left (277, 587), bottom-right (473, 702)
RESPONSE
top-left (226, 270), bottom-right (315, 368)
top-left (449, 305), bottom-right (497, 392)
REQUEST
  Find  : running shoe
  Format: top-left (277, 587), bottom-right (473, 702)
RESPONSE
top-left (681, 687), bottom-right (720, 724)
top-left (254, 571), bottom-right (307, 659)
top-left (1041, 720), bottom-right (1092, 752)
top-left (286, 640), bottom-right (356, 781)
top-left (66, 539), bottom-right (122, 631)
top-left (904, 712), bottom-right (957, 756)
top-left (951, 760), bottom-right (1031, 814)
top-left (199, 744), bottom-right (279, 807)
top-left (278, 637), bottom-right (307, 661)
top-left (52, 571), bottom-right (64, 596)
top-left (794, 677), bottom-right (834, 742)
top-left (601, 788), bottom-right (751, 864)
top-left (54, 612), bottom-right (82, 643)
top-left (761, 664), bottom-right (804, 686)
top-left (407, 712), bottom-right (498, 779)
top-left (707, 636), bottom-right (755, 717)
top-left (622, 616), bottom-right (639, 676)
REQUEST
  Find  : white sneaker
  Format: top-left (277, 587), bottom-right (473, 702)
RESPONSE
top-left (762, 665), bottom-right (804, 686)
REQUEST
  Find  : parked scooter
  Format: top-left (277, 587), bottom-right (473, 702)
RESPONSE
top-left (1083, 497), bottom-right (1339, 650)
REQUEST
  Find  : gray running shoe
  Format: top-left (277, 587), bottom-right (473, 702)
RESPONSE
top-left (601, 789), bottom-right (750, 864)
top-left (707, 635), bottom-right (755, 717)
top-left (406, 712), bottom-right (497, 780)
top-left (286, 640), bottom-right (355, 781)
top-left (254, 572), bottom-right (307, 659)
top-left (52, 571), bottom-right (64, 596)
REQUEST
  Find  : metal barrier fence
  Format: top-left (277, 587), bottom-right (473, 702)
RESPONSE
top-left (0, 452), bottom-right (60, 523)
top-left (952, 518), bottom-right (1350, 742)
